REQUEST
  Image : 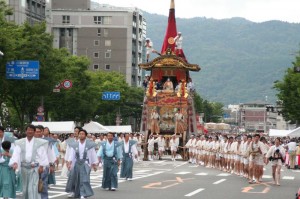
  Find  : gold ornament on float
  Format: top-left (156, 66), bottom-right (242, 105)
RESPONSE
top-left (168, 37), bottom-right (175, 44)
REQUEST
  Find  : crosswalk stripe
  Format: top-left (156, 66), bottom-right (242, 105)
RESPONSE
top-left (282, 176), bottom-right (295, 180)
top-left (262, 175), bottom-right (272, 179)
top-left (15, 169), bottom-right (165, 199)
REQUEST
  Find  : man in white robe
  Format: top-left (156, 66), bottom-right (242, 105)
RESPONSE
top-left (120, 133), bottom-right (138, 180)
top-left (66, 129), bottom-right (98, 198)
top-left (9, 125), bottom-right (49, 199)
top-left (35, 125), bottom-right (56, 199)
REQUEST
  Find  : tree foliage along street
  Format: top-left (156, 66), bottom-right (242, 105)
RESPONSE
top-left (194, 93), bottom-right (224, 123)
top-left (274, 50), bottom-right (300, 126)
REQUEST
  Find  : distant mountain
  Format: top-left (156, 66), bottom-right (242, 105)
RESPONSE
top-left (90, 2), bottom-right (300, 105)
top-left (143, 12), bottom-right (300, 105)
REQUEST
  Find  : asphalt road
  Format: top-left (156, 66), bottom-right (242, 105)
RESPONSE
top-left (16, 156), bottom-right (300, 199)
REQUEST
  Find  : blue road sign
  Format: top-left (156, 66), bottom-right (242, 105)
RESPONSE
top-left (102, 92), bottom-right (120, 100)
top-left (6, 60), bottom-right (40, 80)
top-left (223, 113), bottom-right (230, 118)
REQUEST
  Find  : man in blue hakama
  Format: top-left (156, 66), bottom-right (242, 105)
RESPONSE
top-left (65, 129), bottom-right (98, 199)
top-left (97, 132), bottom-right (122, 191)
top-left (0, 141), bottom-right (16, 199)
top-left (120, 133), bottom-right (138, 180)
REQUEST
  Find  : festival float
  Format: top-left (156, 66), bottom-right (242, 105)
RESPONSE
top-left (139, 0), bottom-right (201, 160)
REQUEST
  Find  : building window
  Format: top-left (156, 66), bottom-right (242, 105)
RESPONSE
top-left (103, 16), bottom-right (112, 24)
top-left (60, 29), bottom-right (65, 36)
top-left (37, 3), bottom-right (41, 15)
top-left (94, 40), bottom-right (100, 46)
top-left (62, 15), bottom-right (70, 24)
top-left (97, 28), bottom-right (101, 37)
top-left (132, 75), bottom-right (136, 82)
top-left (104, 28), bottom-right (108, 37)
top-left (105, 40), bottom-right (111, 46)
top-left (105, 64), bottom-right (110, 70)
top-left (105, 51), bottom-right (111, 58)
top-left (94, 52), bottom-right (99, 58)
top-left (93, 64), bottom-right (99, 70)
top-left (67, 28), bottom-right (73, 37)
top-left (94, 16), bottom-right (102, 24)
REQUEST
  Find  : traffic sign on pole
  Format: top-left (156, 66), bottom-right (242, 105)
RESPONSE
top-left (102, 92), bottom-right (121, 100)
top-left (62, 79), bottom-right (72, 89)
top-left (6, 60), bottom-right (39, 80)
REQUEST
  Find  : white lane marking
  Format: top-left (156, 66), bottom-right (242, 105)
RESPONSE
top-left (189, 165), bottom-right (199, 168)
top-left (135, 170), bottom-right (151, 173)
top-left (48, 190), bottom-right (66, 194)
top-left (213, 179), bottom-right (226, 184)
top-left (152, 160), bottom-right (167, 164)
top-left (49, 187), bottom-right (65, 190)
top-left (174, 161), bottom-right (188, 168)
top-left (217, 173), bottom-right (231, 176)
top-left (282, 176), bottom-right (295, 180)
top-left (175, 172), bottom-right (192, 175)
top-left (262, 175), bottom-right (272, 179)
top-left (185, 188), bottom-right (205, 197)
top-left (195, 173), bottom-right (208, 176)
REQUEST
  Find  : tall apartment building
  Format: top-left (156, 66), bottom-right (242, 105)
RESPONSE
top-left (5, 0), bottom-right (48, 25)
top-left (50, 1), bottom-right (147, 87)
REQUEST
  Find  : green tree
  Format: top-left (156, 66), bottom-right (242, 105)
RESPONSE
top-left (87, 71), bottom-right (144, 127)
top-left (193, 93), bottom-right (224, 123)
top-left (44, 51), bottom-right (92, 123)
top-left (274, 51), bottom-right (300, 125)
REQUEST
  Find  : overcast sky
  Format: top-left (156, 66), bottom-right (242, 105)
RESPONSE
top-left (95, 0), bottom-right (300, 23)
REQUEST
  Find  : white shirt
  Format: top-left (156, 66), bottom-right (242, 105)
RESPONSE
top-left (175, 35), bottom-right (183, 49)
top-left (78, 140), bottom-right (86, 159)
top-left (25, 137), bottom-right (34, 162)
top-left (9, 137), bottom-right (49, 167)
top-left (67, 140), bottom-right (98, 167)
top-left (123, 140), bottom-right (138, 156)
top-left (170, 138), bottom-right (179, 147)
top-left (148, 138), bottom-right (155, 147)
top-left (155, 137), bottom-right (165, 148)
top-left (287, 142), bottom-right (297, 151)
top-left (145, 41), bottom-right (153, 53)
top-left (187, 82), bottom-right (194, 91)
top-left (185, 138), bottom-right (194, 148)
